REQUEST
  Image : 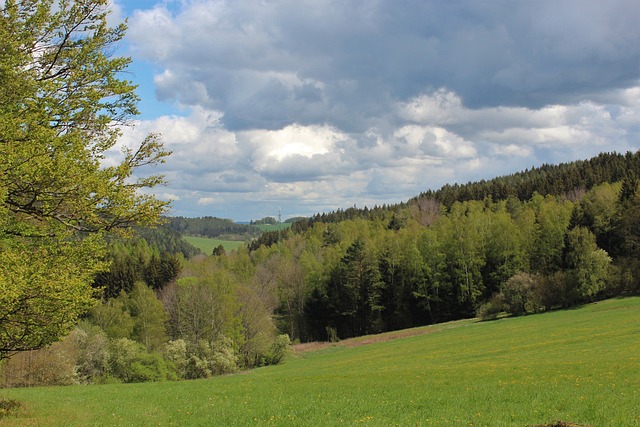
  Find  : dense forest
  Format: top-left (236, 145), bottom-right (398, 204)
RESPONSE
top-left (166, 216), bottom-right (261, 240)
top-left (2, 151), bottom-right (639, 387)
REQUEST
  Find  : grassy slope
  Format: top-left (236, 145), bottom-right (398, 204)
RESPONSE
top-left (182, 235), bottom-right (246, 254)
top-left (2, 298), bottom-right (639, 426)
top-left (255, 223), bottom-right (291, 232)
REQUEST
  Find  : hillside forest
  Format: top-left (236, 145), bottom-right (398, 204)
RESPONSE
top-left (1, 151), bottom-right (639, 387)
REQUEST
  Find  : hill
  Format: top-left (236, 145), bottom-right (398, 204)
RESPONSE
top-left (165, 216), bottom-right (261, 240)
top-left (1, 297), bottom-right (638, 426)
top-left (292, 150), bottom-right (639, 228)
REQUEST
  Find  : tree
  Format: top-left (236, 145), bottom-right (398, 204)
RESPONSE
top-left (327, 238), bottom-right (384, 338)
top-left (565, 227), bottom-right (611, 301)
top-left (0, 0), bottom-right (170, 360)
top-left (128, 282), bottom-right (168, 352)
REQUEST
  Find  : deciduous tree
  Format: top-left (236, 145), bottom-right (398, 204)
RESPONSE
top-left (0, 0), bottom-right (169, 359)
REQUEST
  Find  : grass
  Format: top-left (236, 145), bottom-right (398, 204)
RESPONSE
top-left (255, 223), bottom-right (291, 232)
top-left (182, 235), bottom-right (246, 254)
top-left (1, 297), bottom-right (639, 426)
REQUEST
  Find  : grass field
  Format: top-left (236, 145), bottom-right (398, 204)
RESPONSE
top-left (1, 297), bottom-right (639, 426)
top-left (182, 235), bottom-right (246, 254)
top-left (255, 223), bottom-right (292, 232)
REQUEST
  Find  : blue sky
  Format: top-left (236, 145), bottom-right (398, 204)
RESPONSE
top-left (111, 0), bottom-right (640, 221)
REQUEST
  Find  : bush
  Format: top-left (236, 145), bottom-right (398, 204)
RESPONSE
top-left (501, 272), bottom-right (541, 316)
top-left (74, 323), bottom-right (110, 384)
top-left (264, 334), bottom-right (291, 365)
top-left (476, 294), bottom-right (505, 320)
top-left (163, 339), bottom-right (188, 379)
top-left (532, 271), bottom-right (578, 310)
top-left (109, 338), bottom-right (174, 383)
top-left (0, 399), bottom-right (21, 419)
top-left (182, 339), bottom-right (239, 379)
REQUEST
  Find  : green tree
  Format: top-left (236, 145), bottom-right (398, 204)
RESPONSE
top-left (438, 202), bottom-right (487, 315)
top-left (89, 293), bottom-right (134, 339)
top-left (0, 0), bottom-right (169, 359)
top-left (327, 238), bottom-right (384, 338)
top-left (565, 227), bottom-right (611, 301)
top-left (500, 272), bottom-right (540, 316)
top-left (128, 282), bottom-right (168, 351)
top-left (529, 194), bottom-right (574, 274)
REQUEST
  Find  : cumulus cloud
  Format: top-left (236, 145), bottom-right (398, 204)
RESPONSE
top-left (116, 0), bottom-right (640, 219)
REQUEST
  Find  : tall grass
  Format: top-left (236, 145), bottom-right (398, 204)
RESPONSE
top-left (1, 298), bottom-right (638, 426)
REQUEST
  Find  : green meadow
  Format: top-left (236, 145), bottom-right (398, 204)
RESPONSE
top-left (182, 235), bottom-right (246, 254)
top-left (2, 297), bottom-right (639, 426)
top-left (255, 223), bottom-right (292, 232)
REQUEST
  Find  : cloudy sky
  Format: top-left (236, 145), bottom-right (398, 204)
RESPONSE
top-left (110, 0), bottom-right (640, 221)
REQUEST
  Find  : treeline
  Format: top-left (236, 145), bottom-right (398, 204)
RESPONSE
top-left (166, 216), bottom-right (261, 240)
top-left (250, 217), bottom-right (277, 225)
top-left (416, 151), bottom-right (640, 208)
top-left (92, 226), bottom-right (199, 298)
top-left (291, 151), bottom-right (640, 231)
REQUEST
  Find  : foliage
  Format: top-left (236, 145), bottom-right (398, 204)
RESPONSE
top-left (0, 399), bottom-right (21, 419)
top-left (250, 217), bottom-right (277, 225)
top-left (476, 293), bottom-right (505, 320)
top-left (564, 227), bottom-right (612, 301)
top-left (108, 338), bottom-right (172, 383)
top-left (500, 272), bottom-right (541, 316)
top-left (263, 334), bottom-right (291, 365)
top-left (73, 322), bottom-right (110, 384)
top-left (93, 236), bottom-right (181, 298)
top-left (0, 0), bottom-right (169, 359)
top-left (128, 282), bottom-right (168, 351)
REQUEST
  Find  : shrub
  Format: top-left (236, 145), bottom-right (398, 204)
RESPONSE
top-left (501, 272), bottom-right (541, 316)
top-left (74, 322), bottom-right (110, 384)
top-left (532, 271), bottom-right (578, 310)
top-left (128, 352), bottom-right (174, 383)
top-left (476, 293), bottom-right (505, 320)
top-left (108, 338), bottom-right (173, 383)
top-left (0, 399), bottom-right (21, 419)
top-left (163, 339), bottom-right (188, 379)
top-left (264, 334), bottom-right (291, 365)
top-left (209, 340), bottom-right (239, 375)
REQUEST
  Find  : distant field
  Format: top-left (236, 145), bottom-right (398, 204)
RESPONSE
top-left (182, 235), bottom-right (246, 254)
top-left (255, 223), bottom-right (292, 232)
top-left (2, 298), bottom-right (639, 426)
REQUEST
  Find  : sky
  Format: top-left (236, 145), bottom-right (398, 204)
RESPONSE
top-left (109, 0), bottom-right (640, 221)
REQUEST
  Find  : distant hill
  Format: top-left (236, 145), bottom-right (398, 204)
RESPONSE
top-left (165, 216), bottom-right (261, 240)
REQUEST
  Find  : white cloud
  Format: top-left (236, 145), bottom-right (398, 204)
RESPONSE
top-left (117, 0), bottom-right (640, 219)
top-left (197, 197), bottom-right (216, 206)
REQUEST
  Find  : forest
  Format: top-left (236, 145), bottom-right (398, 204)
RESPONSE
top-left (2, 150), bottom-right (638, 387)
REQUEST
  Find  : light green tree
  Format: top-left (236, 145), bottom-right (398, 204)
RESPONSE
top-left (128, 282), bottom-right (168, 352)
top-left (0, 0), bottom-right (169, 359)
top-left (565, 227), bottom-right (611, 301)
